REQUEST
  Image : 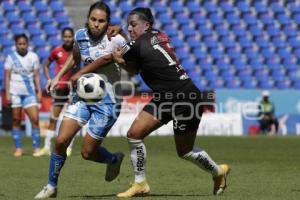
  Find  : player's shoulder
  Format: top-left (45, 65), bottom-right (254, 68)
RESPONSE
top-left (27, 51), bottom-right (39, 59)
top-left (75, 28), bottom-right (88, 41)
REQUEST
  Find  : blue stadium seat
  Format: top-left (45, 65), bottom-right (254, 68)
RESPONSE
top-left (249, 57), bottom-right (263, 70)
top-left (50, 1), bottom-right (65, 13)
top-left (249, 24), bottom-right (263, 36)
top-left (243, 79), bottom-right (257, 89)
top-left (54, 13), bottom-right (70, 25)
top-left (11, 23), bottom-right (25, 35)
top-left (225, 13), bottom-right (240, 25)
top-left (119, 2), bottom-right (133, 13)
top-left (3, 2), bottom-right (16, 13)
top-left (277, 47), bottom-right (291, 59)
top-left (293, 48), bottom-right (300, 58)
top-left (170, 1), bottom-right (184, 13)
top-left (261, 47), bottom-right (275, 59)
top-left (216, 57), bottom-right (230, 70)
top-left (192, 13), bottom-right (206, 27)
top-left (152, 1), bottom-right (167, 13)
top-left (232, 57), bottom-right (247, 70)
top-left (48, 36), bottom-right (62, 47)
top-left (111, 14), bottom-right (121, 25)
top-left (238, 36), bottom-right (252, 48)
top-left (220, 69), bottom-right (235, 81)
top-left (44, 24), bottom-right (58, 37)
top-left (266, 24), bottom-right (280, 37)
top-left (209, 13), bottom-right (223, 25)
top-left (221, 36), bottom-right (235, 48)
top-left (203, 1), bottom-right (217, 13)
top-left (175, 47), bottom-right (189, 60)
top-left (158, 13), bottom-right (172, 25)
top-left (283, 56), bottom-right (297, 71)
top-left (198, 24), bottom-right (212, 36)
top-left (288, 69), bottom-right (300, 81)
top-left (6, 12), bottom-right (20, 24)
top-left (210, 48), bottom-right (224, 59)
top-left (38, 13), bottom-right (54, 25)
top-left (34, 1), bottom-right (49, 13)
top-left (186, 1), bottom-right (201, 13)
top-left (242, 13), bottom-right (258, 25)
top-left (276, 80), bottom-right (291, 89)
top-left (293, 13), bottom-right (300, 25)
top-left (181, 58), bottom-right (196, 71)
top-left (254, 1), bottom-right (268, 13)
top-left (226, 78), bottom-right (241, 89)
top-left (193, 47), bottom-right (206, 60)
top-left (204, 69), bottom-right (218, 82)
top-left (175, 13), bottom-right (190, 25)
top-left (219, 1), bottom-right (234, 13)
top-left (203, 36), bottom-right (218, 48)
top-left (18, 1), bottom-right (32, 13)
top-left (283, 25), bottom-right (298, 37)
top-left (209, 78), bottom-right (224, 89)
top-left (236, 1), bottom-right (250, 13)
top-left (186, 36), bottom-right (200, 49)
top-left (2, 46), bottom-right (13, 56)
top-left (271, 69), bottom-right (286, 82)
top-left (255, 35), bottom-right (269, 48)
top-left (170, 36), bottom-right (184, 48)
top-left (276, 13), bottom-right (291, 25)
top-left (0, 36), bottom-right (14, 47)
top-left (259, 79), bottom-right (274, 89)
top-left (164, 24), bottom-right (178, 37)
top-left (215, 24), bottom-right (229, 36)
top-left (0, 24), bottom-right (9, 36)
top-left (271, 36), bottom-right (286, 48)
top-left (270, 1), bottom-right (285, 13)
top-left (293, 80), bottom-right (300, 89)
top-left (266, 56), bottom-right (281, 70)
top-left (287, 2), bottom-right (300, 14)
top-left (227, 47), bottom-right (242, 59)
top-left (259, 13), bottom-right (274, 25)
top-left (232, 23), bottom-right (246, 37)
top-left (198, 58), bottom-right (213, 70)
top-left (32, 36), bottom-right (47, 48)
top-left (181, 25), bottom-right (195, 37)
top-left (23, 12), bottom-right (37, 25)
top-left (36, 47), bottom-right (50, 60)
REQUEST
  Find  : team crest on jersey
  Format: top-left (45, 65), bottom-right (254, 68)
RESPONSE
top-left (84, 57), bottom-right (94, 65)
top-left (80, 41), bottom-right (89, 50)
top-left (57, 52), bottom-right (63, 58)
top-left (98, 40), bottom-right (107, 49)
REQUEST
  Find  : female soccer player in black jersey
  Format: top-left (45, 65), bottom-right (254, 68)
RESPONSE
top-left (112, 7), bottom-right (230, 197)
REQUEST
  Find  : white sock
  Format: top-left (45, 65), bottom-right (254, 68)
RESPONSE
top-left (44, 130), bottom-right (55, 150)
top-left (183, 146), bottom-right (221, 177)
top-left (128, 138), bottom-right (147, 183)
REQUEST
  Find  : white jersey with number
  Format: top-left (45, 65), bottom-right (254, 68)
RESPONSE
top-left (74, 28), bottom-right (127, 103)
top-left (4, 51), bottom-right (40, 95)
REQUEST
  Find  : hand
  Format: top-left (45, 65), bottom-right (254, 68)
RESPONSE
top-left (107, 25), bottom-right (122, 41)
top-left (45, 78), bottom-right (59, 94)
top-left (112, 48), bottom-right (125, 64)
top-left (37, 90), bottom-right (42, 102)
top-left (69, 72), bottom-right (82, 86)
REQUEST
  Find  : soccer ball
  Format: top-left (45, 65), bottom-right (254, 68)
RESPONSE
top-left (76, 73), bottom-right (106, 100)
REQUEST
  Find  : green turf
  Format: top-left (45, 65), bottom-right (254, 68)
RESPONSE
top-left (0, 135), bottom-right (299, 200)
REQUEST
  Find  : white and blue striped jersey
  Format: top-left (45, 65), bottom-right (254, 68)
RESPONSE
top-left (74, 28), bottom-right (127, 103)
top-left (4, 51), bottom-right (40, 95)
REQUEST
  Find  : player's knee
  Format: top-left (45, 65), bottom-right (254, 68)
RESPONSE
top-left (55, 137), bottom-right (68, 151)
top-left (127, 129), bottom-right (143, 139)
top-left (81, 148), bottom-right (93, 160)
top-left (176, 147), bottom-right (192, 158)
top-left (12, 118), bottom-right (21, 127)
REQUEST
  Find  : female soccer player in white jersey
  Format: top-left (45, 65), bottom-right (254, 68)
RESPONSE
top-left (35, 2), bottom-right (127, 199)
top-left (4, 34), bottom-right (42, 157)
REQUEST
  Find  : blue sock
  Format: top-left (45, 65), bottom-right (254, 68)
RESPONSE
top-left (31, 128), bottom-right (41, 149)
top-left (48, 153), bottom-right (66, 187)
top-left (96, 146), bottom-right (117, 164)
top-left (12, 128), bottom-right (22, 149)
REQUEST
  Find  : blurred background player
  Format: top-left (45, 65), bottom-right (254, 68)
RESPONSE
top-left (111, 8), bottom-right (230, 197)
top-left (34, 2), bottom-right (127, 198)
top-left (38, 27), bottom-right (76, 157)
top-left (4, 34), bottom-right (42, 157)
top-left (258, 90), bottom-right (279, 135)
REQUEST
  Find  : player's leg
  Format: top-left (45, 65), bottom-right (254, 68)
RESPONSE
top-left (40, 105), bottom-right (64, 156)
top-left (117, 110), bottom-right (162, 198)
top-left (80, 103), bottom-right (124, 181)
top-left (173, 103), bottom-right (230, 195)
top-left (35, 102), bottom-right (89, 199)
top-left (34, 117), bottom-right (81, 199)
top-left (25, 104), bottom-right (41, 156)
top-left (11, 106), bottom-right (23, 156)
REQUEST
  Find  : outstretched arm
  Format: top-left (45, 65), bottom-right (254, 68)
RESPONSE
top-left (112, 48), bottom-right (138, 75)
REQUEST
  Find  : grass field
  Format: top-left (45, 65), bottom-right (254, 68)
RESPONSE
top-left (0, 135), bottom-right (300, 200)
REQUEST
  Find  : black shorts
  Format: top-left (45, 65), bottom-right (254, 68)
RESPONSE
top-left (143, 82), bottom-right (211, 134)
top-left (53, 88), bottom-right (70, 105)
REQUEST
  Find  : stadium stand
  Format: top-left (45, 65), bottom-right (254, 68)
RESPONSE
top-left (1, 0), bottom-right (300, 91)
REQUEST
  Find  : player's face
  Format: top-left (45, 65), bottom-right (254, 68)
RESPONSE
top-left (62, 30), bottom-right (74, 48)
top-left (127, 14), bottom-right (150, 40)
top-left (16, 37), bottom-right (28, 56)
top-left (87, 9), bottom-right (109, 38)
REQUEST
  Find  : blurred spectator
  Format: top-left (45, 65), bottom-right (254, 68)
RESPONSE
top-left (258, 90), bottom-right (279, 135)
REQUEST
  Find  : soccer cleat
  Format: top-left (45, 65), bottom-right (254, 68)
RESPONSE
top-left (213, 164), bottom-right (231, 195)
top-left (14, 148), bottom-right (23, 157)
top-left (34, 147), bottom-right (51, 156)
top-left (34, 184), bottom-right (57, 199)
top-left (33, 148), bottom-right (43, 157)
top-left (117, 181), bottom-right (150, 198)
top-left (105, 152), bottom-right (124, 182)
top-left (66, 147), bottom-right (72, 157)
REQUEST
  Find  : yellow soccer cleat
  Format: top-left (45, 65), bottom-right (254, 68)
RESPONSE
top-left (213, 164), bottom-right (231, 195)
top-left (117, 181), bottom-right (150, 198)
top-left (66, 147), bottom-right (72, 157)
top-left (34, 147), bottom-right (51, 156)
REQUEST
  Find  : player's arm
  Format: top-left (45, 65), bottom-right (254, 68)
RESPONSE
top-left (107, 25), bottom-right (128, 41)
top-left (69, 54), bottom-right (112, 84)
top-left (4, 69), bottom-right (11, 103)
top-left (33, 69), bottom-right (42, 101)
top-left (43, 59), bottom-right (53, 82)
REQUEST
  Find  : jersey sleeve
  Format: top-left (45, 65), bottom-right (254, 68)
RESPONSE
top-left (48, 48), bottom-right (56, 61)
top-left (4, 55), bottom-right (13, 70)
top-left (32, 53), bottom-right (41, 70)
top-left (112, 34), bottom-right (127, 48)
top-left (123, 40), bottom-right (140, 62)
